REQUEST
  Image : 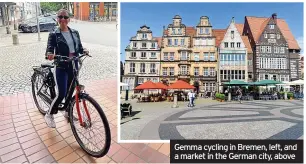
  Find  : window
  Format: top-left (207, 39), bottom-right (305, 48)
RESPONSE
top-left (264, 33), bottom-right (267, 38)
top-left (142, 33), bottom-right (147, 39)
top-left (162, 68), bottom-right (167, 76)
top-left (270, 34), bottom-right (275, 38)
top-left (280, 47), bottom-right (285, 53)
top-left (152, 78), bottom-right (158, 83)
top-left (181, 51), bottom-right (187, 60)
top-left (205, 28), bottom-right (209, 34)
top-left (209, 53), bottom-right (215, 61)
top-left (138, 78), bottom-right (144, 84)
top-left (168, 39), bottom-right (172, 46)
top-left (267, 46), bottom-right (271, 53)
top-left (237, 42), bottom-right (241, 48)
top-left (277, 34), bottom-right (280, 39)
top-left (194, 67), bottom-right (199, 76)
top-left (178, 28), bottom-right (181, 34)
top-left (131, 52), bottom-right (136, 58)
top-left (140, 63), bottom-right (145, 73)
top-left (224, 42), bottom-right (228, 48)
top-left (150, 63), bottom-right (156, 73)
top-left (194, 53), bottom-right (199, 61)
top-left (204, 53), bottom-right (209, 61)
top-left (174, 39), bottom-right (178, 46)
top-left (231, 42), bottom-right (235, 48)
top-left (130, 63), bottom-right (135, 73)
top-left (169, 52), bottom-right (174, 61)
top-left (204, 67), bottom-right (209, 76)
top-left (142, 43), bottom-right (146, 48)
top-left (147, 78), bottom-right (151, 81)
top-left (260, 46), bottom-right (266, 53)
top-left (269, 24), bottom-right (274, 29)
top-left (231, 31), bottom-right (234, 39)
top-left (180, 66), bottom-right (187, 75)
top-left (200, 28), bottom-right (203, 34)
top-left (141, 52), bottom-right (146, 58)
top-left (274, 46), bottom-right (279, 53)
top-left (151, 42), bottom-right (156, 48)
top-left (133, 42), bottom-right (137, 48)
top-left (181, 39), bottom-right (185, 46)
top-left (151, 52), bottom-right (156, 58)
top-left (164, 53), bottom-right (168, 61)
top-left (248, 60), bottom-right (252, 66)
top-left (170, 67), bottom-right (174, 76)
top-left (210, 67), bottom-right (215, 76)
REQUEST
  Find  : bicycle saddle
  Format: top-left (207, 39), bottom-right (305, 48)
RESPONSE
top-left (41, 63), bottom-right (54, 68)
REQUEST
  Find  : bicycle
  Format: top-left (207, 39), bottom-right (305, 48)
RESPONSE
top-left (31, 54), bottom-right (111, 157)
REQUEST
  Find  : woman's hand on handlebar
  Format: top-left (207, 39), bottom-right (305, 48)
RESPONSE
top-left (47, 53), bottom-right (55, 61)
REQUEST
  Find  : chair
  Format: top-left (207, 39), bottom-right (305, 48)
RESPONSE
top-left (121, 103), bottom-right (132, 117)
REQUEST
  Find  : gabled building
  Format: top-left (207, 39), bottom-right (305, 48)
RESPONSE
top-left (191, 16), bottom-right (218, 92)
top-left (122, 25), bottom-right (161, 90)
top-left (160, 15), bottom-right (194, 85)
top-left (215, 17), bottom-right (249, 91)
top-left (243, 13), bottom-right (301, 82)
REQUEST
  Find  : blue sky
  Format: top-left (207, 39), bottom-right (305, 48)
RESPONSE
top-left (120, 2), bottom-right (304, 61)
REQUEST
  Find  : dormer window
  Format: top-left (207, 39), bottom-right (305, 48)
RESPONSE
top-left (205, 28), bottom-right (209, 34)
top-left (200, 28), bottom-right (203, 34)
top-left (178, 28), bottom-right (182, 34)
top-left (231, 31), bottom-right (234, 39)
top-left (269, 25), bottom-right (275, 29)
top-left (142, 33), bottom-right (147, 39)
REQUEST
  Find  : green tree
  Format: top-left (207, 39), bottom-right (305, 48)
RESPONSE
top-left (40, 2), bottom-right (69, 13)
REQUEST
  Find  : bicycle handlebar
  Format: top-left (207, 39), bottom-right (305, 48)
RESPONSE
top-left (45, 53), bottom-right (92, 62)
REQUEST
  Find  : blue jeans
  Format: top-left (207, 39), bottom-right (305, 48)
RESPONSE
top-left (49, 62), bottom-right (78, 114)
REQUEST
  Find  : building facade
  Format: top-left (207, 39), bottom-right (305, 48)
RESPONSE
top-left (122, 25), bottom-right (161, 90)
top-left (160, 15), bottom-right (193, 85)
top-left (73, 2), bottom-right (117, 21)
top-left (218, 18), bottom-right (248, 90)
top-left (243, 13), bottom-right (300, 82)
top-left (191, 16), bottom-right (218, 92)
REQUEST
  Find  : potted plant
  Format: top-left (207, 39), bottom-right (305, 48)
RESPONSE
top-left (220, 94), bottom-right (225, 102)
top-left (287, 92), bottom-right (294, 100)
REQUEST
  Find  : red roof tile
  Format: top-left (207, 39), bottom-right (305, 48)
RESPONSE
top-left (212, 29), bottom-right (226, 46)
top-left (246, 16), bottom-right (300, 49)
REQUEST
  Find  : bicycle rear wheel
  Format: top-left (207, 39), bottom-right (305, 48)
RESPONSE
top-left (69, 95), bottom-right (111, 157)
top-left (31, 73), bottom-right (50, 114)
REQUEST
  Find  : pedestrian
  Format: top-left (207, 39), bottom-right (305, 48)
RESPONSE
top-left (187, 90), bottom-right (193, 107)
top-left (191, 90), bottom-right (196, 107)
top-left (236, 87), bottom-right (243, 104)
top-left (44, 9), bottom-right (89, 128)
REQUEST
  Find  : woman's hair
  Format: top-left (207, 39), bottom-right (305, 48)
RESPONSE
top-left (57, 9), bottom-right (69, 16)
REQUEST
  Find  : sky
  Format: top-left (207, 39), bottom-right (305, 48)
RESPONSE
top-left (120, 2), bottom-right (304, 61)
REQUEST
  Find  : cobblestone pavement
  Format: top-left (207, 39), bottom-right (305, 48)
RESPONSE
top-left (0, 22), bottom-right (117, 96)
top-left (0, 79), bottom-right (170, 163)
top-left (120, 99), bottom-right (303, 140)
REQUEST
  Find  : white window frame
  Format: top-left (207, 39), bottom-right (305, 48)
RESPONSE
top-left (270, 24), bottom-right (275, 29)
top-left (280, 47), bottom-right (285, 53)
top-left (204, 67), bottom-right (209, 76)
top-left (277, 34), bottom-right (280, 39)
top-left (194, 53), bottom-right (199, 61)
top-left (224, 42), bottom-right (228, 48)
top-left (150, 63), bottom-right (156, 73)
top-left (151, 52), bottom-right (156, 58)
top-left (164, 52), bottom-right (168, 61)
top-left (181, 66), bottom-right (187, 75)
top-left (237, 42), bottom-right (241, 48)
top-left (151, 42), bottom-right (156, 48)
top-left (210, 67), bottom-right (215, 76)
top-left (162, 67), bottom-right (167, 76)
top-left (174, 39), bottom-right (178, 46)
top-left (140, 63), bottom-right (146, 73)
top-left (169, 52), bottom-right (174, 61)
top-left (130, 63), bottom-right (135, 73)
top-left (131, 52), bottom-right (136, 58)
top-left (142, 43), bottom-right (146, 48)
top-left (270, 34), bottom-right (275, 38)
top-left (267, 46), bottom-right (271, 53)
top-left (181, 39), bottom-right (185, 46)
top-left (231, 31), bottom-right (234, 39)
top-left (170, 67), bottom-right (174, 76)
top-left (230, 42), bottom-right (235, 48)
top-left (194, 67), bottom-right (199, 76)
top-left (260, 46), bottom-right (265, 53)
top-left (168, 39), bottom-right (172, 46)
top-left (141, 52), bottom-right (146, 58)
top-left (142, 33), bottom-right (147, 39)
top-left (181, 51), bottom-right (187, 60)
top-left (209, 53), bottom-right (215, 61)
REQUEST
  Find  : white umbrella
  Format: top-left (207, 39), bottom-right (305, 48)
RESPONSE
top-left (290, 79), bottom-right (304, 85)
top-left (120, 82), bottom-right (129, 86)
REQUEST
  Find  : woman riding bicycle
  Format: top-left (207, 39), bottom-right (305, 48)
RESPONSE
top-left (45, 9), bottom-right (88, 128)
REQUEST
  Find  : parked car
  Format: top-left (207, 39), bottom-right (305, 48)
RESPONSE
top-left (18, 17), bottom-right (57, 33)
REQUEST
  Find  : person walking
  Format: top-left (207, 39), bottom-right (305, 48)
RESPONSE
top-left (191, 90), bottom-right (196, 107)
top-left (44, 9), bottom-right (88, 128)
top-left (187, 91), bottom-right (193, 107)
top-left (236, 87), bottom-right (243, 104)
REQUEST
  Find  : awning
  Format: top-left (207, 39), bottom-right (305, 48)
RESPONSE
top-left (134, 81), bottom-right (161, 90)
top-left (223, 80), bottom-right (248, 86)
top-left (168, 80), bottom-right (195, 89)
top-left (155, 82), bottom-right (168, 90)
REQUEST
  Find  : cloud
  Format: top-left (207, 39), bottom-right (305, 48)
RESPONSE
top-left (296, 36), bottom-right (303, 55)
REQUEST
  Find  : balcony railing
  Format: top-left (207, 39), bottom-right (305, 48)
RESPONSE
top-left (178, 71), bottom-right (190, 76)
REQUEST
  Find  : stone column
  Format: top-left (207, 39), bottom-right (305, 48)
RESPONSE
top-left (172, 93), bottom-right (178, 108)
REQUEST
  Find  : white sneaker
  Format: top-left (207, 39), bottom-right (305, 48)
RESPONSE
top-left (44, 113), bottom-right (56, 128)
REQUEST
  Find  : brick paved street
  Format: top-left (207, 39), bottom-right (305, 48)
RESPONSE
top-left (0, 22), bottom-right (117, 96)
top-left (121, 99), bottom-right (303, 140)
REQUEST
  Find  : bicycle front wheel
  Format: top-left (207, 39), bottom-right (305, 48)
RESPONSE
top-left (69, 95), bottom-right (111, 158)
